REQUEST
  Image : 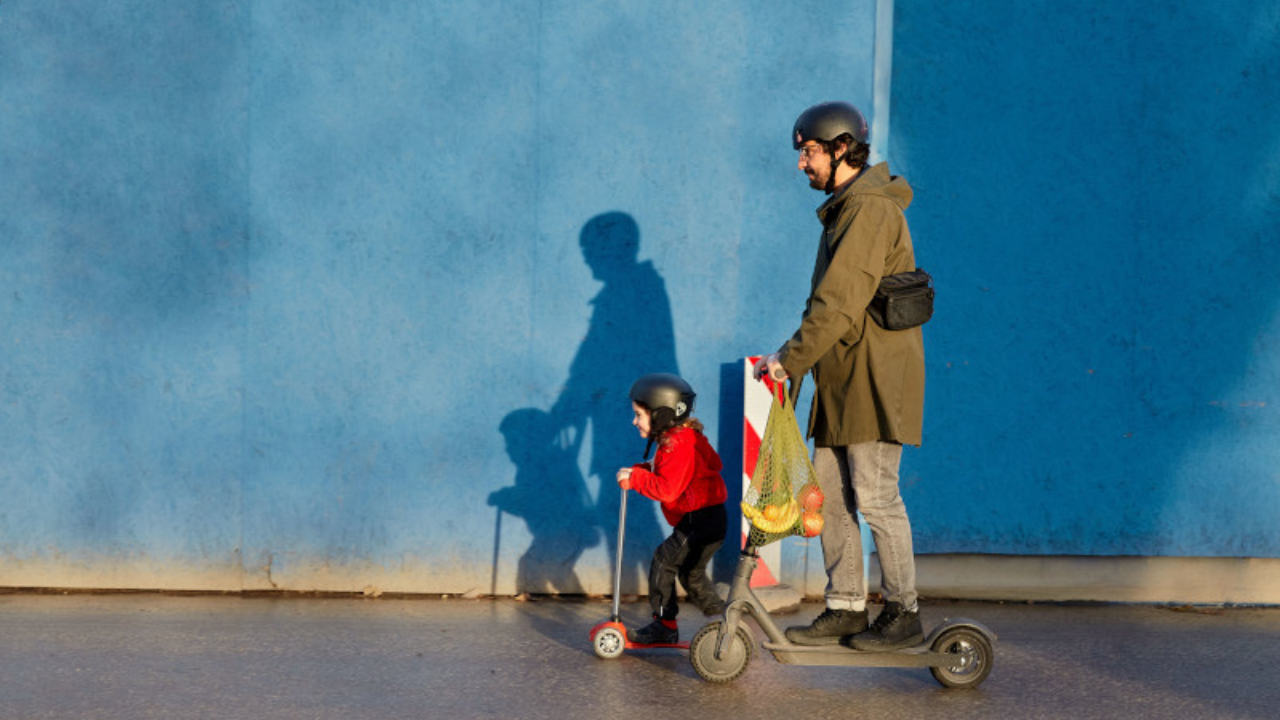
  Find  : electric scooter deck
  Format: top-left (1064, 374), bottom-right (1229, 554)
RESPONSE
top-left (762, 619), bottom-right (994, 668)
top-left (689, 548), bottom-right (997, 688)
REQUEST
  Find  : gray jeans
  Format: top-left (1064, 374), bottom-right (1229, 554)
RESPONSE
top-left (815, 442), bottom-right (918, 611)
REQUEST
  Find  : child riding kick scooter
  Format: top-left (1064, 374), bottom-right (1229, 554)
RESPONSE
top-left (591, 373), bottom-right (728, 659)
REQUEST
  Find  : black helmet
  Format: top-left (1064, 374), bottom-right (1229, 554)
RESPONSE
top-left (793, 101), bottom-right (868, 149)
top-left (629, 373), bottom-right (695, 437)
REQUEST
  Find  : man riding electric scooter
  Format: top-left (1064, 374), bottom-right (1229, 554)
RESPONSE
top-left (754, 100), bottom-right (928, 651)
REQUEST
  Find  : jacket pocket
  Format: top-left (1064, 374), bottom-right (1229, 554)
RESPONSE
top-left (838, 311), bottom-right (865, 347)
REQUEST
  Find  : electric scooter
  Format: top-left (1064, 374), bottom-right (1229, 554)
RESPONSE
top-left (590, 444), bottom-right (689, 659)
top-left (689, 545), bottom-right (996, 688)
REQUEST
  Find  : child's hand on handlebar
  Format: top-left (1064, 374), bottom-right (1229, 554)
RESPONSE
top-left (616, 468), bottom-right (632, 490)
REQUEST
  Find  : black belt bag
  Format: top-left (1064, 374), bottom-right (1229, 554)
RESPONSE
top-left (868, 269), bottom-right (934, 330)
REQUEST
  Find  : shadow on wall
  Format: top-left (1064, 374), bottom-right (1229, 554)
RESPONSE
top-left (488, 212), bottom-right (677, 595)
top-left (488, 408), bottom-right (597, 594)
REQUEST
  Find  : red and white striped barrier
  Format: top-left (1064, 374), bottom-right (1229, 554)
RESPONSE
top-left (742, 356), bottom-right (785, 587)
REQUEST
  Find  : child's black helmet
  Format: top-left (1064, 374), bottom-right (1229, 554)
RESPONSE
top-left (793, 101), bottom-right (868, 149)
top-left (629, 373), bottom-right (695, 437)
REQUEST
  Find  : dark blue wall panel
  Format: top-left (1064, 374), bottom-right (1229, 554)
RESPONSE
top-left (892, 0), bottom-right (1280, 556)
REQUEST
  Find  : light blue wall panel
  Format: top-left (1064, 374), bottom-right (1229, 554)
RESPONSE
top-left (1, 0), bottom-right (879, 591)
top-left (236, 0), bottom-right (878, 592)
top-left (0, 2), bottom-right (249, 586)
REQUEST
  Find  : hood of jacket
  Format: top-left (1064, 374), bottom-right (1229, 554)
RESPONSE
top-left (817, 162), bottom-right (912, 221)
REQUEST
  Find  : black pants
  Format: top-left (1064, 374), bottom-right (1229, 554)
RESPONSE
top-left (649, 504), bottom-right (727, 620)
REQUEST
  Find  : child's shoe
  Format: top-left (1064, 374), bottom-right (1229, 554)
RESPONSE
top-left (627, 616), bottom-right (678, 644)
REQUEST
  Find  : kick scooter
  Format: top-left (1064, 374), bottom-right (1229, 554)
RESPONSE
top-left (689, 545), bottom-right (996, 688)
top-left (590, 444), bottom-right (689, 659)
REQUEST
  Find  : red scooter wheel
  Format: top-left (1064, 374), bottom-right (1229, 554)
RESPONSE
top-left (591, 623), bottom-right (627, 660)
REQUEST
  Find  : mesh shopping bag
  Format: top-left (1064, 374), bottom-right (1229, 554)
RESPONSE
top-left (741, 383), bottom-right (824, 548)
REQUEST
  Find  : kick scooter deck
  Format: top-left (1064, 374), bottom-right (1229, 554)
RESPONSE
top-left (590, 619), bottom-right (689, 659)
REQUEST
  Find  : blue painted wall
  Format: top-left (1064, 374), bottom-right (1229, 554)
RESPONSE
top-left (1, 0), bottom-right (1276, 593)
top-left (891, 0), bottom-right (1280, 557)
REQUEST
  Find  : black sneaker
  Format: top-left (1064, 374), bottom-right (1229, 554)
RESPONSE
top-left (627, 618), bottom-right (678, 645)
top-left (848, 601), bottom-right (924, 651)
top-left (784, 608), bottom-right (869, 646)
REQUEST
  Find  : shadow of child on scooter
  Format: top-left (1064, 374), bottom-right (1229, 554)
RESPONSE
top-left (489, 407), bottom-right (599, 595)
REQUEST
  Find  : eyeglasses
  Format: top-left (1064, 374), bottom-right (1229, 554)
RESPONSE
top-left (798, 144), bottom-right (825, 160)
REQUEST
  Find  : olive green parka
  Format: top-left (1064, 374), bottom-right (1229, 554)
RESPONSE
top-left (778, 162), bottom-right (925, 447)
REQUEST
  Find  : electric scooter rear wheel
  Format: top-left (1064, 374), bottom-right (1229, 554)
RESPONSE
top-left (593, 627), bottom-right (626, 660)
top-left (689, 620), bottom-right (753, 683)
top-left (929, 626), bottom-right (994, 688)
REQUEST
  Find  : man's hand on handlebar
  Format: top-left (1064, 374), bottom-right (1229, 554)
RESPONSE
top-left (752, 353), bottom-right (788, 382)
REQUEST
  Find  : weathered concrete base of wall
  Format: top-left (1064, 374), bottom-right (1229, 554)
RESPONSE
top-left (904, 554), bottom-right (1280, 606)
top-left (0, 556), bottom-right (245, 594)
top-left (5, 554), bottom-right (1279, 605)
top-left (0, 557), bottom-right (470, 598)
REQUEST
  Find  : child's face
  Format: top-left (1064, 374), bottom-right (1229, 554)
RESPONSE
top-left (631, 401), bottom-right (652, 438)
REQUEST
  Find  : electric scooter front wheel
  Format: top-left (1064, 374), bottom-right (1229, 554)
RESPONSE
top-left (689, 620), bottom-right (754, 683)
top-left (929, 625), bottom-right (994, 689)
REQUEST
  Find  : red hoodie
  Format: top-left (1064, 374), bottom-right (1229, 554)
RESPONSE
top-left (627, 426), bottom-right (728, 526)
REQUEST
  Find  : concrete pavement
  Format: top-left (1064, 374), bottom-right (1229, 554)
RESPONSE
top-left (2, 591), bottom-right (1277, 719)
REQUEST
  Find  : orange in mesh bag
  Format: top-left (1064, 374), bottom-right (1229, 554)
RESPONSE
top-left (742, 382), bottom-right (824, 548)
